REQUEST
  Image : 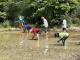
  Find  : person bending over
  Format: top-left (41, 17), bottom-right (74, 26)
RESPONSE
top-left (23, 23), bottom-right (32, 33)
top-left (30, 26), bottom-right (41, 40)
top-left (54, 31), bottom-right (69, 46)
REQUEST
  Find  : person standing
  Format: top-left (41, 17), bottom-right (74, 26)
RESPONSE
top-left (18, 16), bottom-right (24, 29)
top-left (62, 19), bottom-right (67, 31)
top-left (41, 16), bottom-right (48, 32)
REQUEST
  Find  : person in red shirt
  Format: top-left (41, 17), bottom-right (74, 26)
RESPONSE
top-left (30, 26), bottom-right (41, 40)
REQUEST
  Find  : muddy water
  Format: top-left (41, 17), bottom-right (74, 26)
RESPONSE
top-left (0, 31), bottom-right (80, 60)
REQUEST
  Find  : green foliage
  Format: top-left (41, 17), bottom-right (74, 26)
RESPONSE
top-left (0, 0), bottom-right (80, 28)
top-left (0, 0), bottom-right (8, 2)
top-left (7, 2), bottom-right (20, 20)
top-left (63, 15), bottom-right (73, 27)
top-left (0, 20), bottom-right (11, 28)
top-left (0, 12), bottom-right (6, 19)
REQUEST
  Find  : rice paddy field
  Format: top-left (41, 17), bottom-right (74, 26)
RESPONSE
top-left (0, 29), bottom-right (80, 60)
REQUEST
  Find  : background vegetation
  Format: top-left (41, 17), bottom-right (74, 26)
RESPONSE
top-left (0, 0), bottom-right (80, 28)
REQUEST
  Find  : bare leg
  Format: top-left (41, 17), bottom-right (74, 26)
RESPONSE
top-left (32, 33), bottom-right (36, 39)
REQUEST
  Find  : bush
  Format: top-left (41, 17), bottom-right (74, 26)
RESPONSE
top-left (0, 20), bottom-right (11, 28)
top-left (62, 15), bottom-right (73, 27)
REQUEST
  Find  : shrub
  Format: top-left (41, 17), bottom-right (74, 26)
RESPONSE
top-left (0, 20), bottom-right (11, 28)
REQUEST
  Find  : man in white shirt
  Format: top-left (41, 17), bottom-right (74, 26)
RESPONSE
top-left (41, 16), bottom-right (48, 32)
top-left (62, 19), bottom-right (67, 31)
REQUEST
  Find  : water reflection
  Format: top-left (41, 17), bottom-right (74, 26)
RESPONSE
top-left (0, 31), bottom-right (80, 60)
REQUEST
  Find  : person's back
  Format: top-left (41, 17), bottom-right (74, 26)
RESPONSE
top-left (18, 16), bottom-right (24, 29)
top-left (18, 16), bottom-right (24, 24)
top-left (62, 19), bottom-right (67, 31)
top-left (30, 26), bottom-right (41, 40)
top-left (43, 18), bottom-right (48, 28)
top-left (23, 24), bottom-right (32, 30)
top-left (41, 16), bottom-right (48, 32)
top-left (32, 28), bottom-right (41, 34)
top-left (63, 19), bottom-right (67, 27)
top-left (23, 23), bottom-right (32, 33)
top-left (59, 32), bottom-right (69, 38)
